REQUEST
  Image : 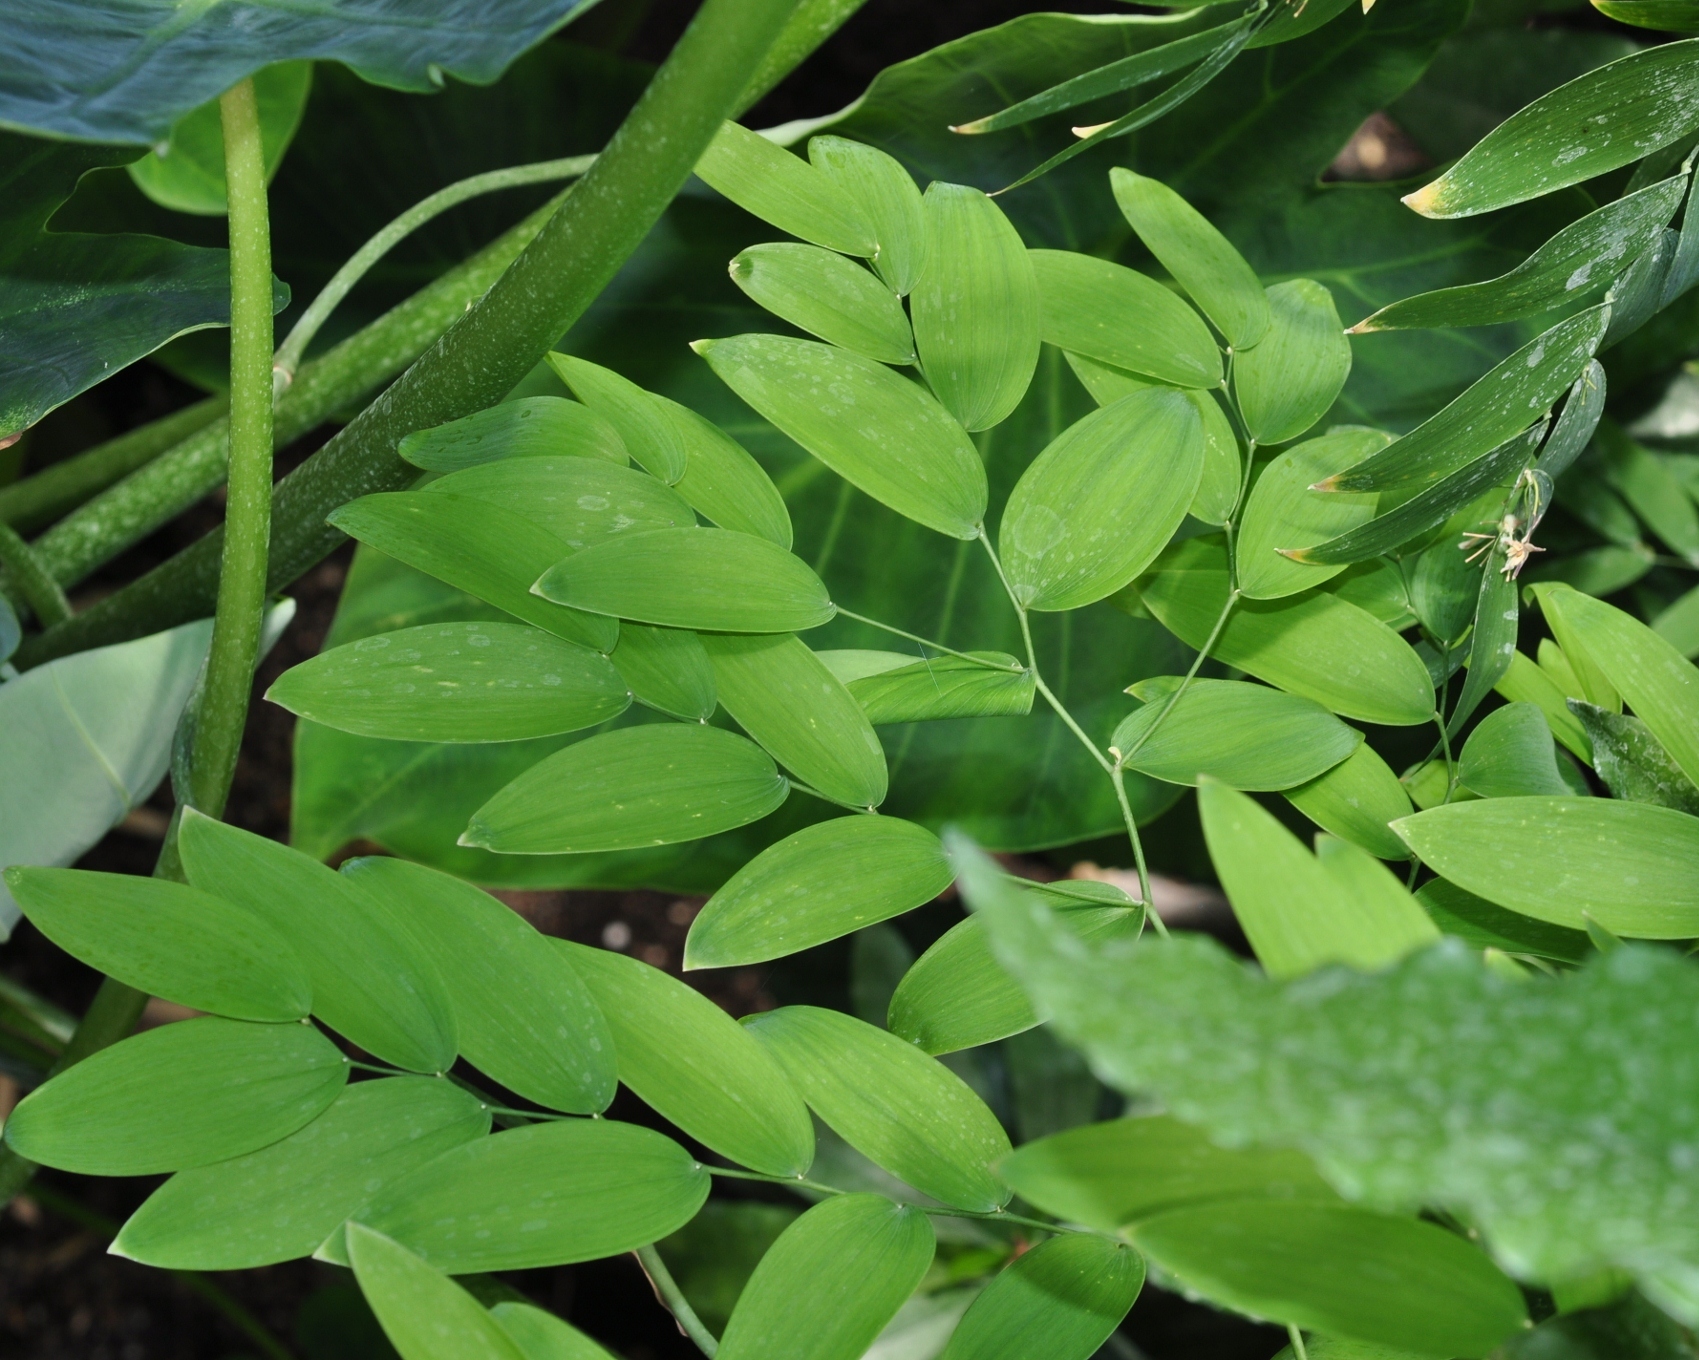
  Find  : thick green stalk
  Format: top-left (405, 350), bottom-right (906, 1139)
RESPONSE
top-left (19, 0), bottom-right (802, 670)
top-left (0, 522), bottom-right (69, 626)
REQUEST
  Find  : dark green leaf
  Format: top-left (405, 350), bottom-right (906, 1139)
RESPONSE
top-left (654, 394), bottom-right (794, 547)
top-left (1328, 559), bottom-right (1415, 628)
top-left (347, 1224), bottom-right (528, 1360)
top-left (3, 1016), bottom-right (347, 1175)
top-left (1448, 552), bottom-right (1520, 738)
top-left (1237, 428), bottom-right (1391, 600)
top-left (840, 652), bottom-right (1034, 724)
top-left (1601, 428), bottom-right (1699, 566)
top-left (730, 243), bottom-right (914, 364)
top-left (689, 815), bottom-right (952, 968)
top-left (424, 457), bottom-right (696, 552)
top-left (4, 867), bottom-right (310, 1022)
top-left (1234, 280), bottom-right (1351, 446)
top-left (808, 137), bottom-right (927, 295)
top-left (1458, 703), bottom-right (1571, 798)
top-left (1188, 390), bottom-right (1242, 526)
top-left (1283, 742), bottom-right (1414, 861)
top-left (1604, 228), bottom-right (1680, 348)
top-left (1571, 700), bottom-right (1699, 814)
top-left (464, 723), bottom-right (789, 855)
top-left (695, 121), bottom-right (876, 258)
top-left (610, 623), bottom-right (717, 722)
top-left (940, 1234), bottom-right (1143, 1360)
top-left (1593, 0), bottom-right (1699, 28)
top-left (398, 397), bottom-right (627, 472)
top-left (1415, 878), bottom-right (1591, 964)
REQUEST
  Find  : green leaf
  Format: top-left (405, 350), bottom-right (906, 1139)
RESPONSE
top-left (1199, 782), bottom-right (1439, 978)
top-left (887, 892), bottom-right (1143, 1055)
top-left (1283, 742), bottom-right (1415, 861)
top-left (1234, 280), bottom-right (1352, 446)
top-left (1539, 588), bottom-right (1699, 785)
top-left (398, 397), bottom-right (627, 472)
top-left (911, 183), bottom-right (1041, 431)
top-left (341, 856), bottom-right (615, 1114)
top-left (347, 1224), bottom-right (528, 1360)
top-left (266, 621), bottom-right (630, 743)
top-left (1321, 306), bottom-right (1609, 494)
top-left (1328, 559), bottom-right (1415, 628)
top-left (1138, 537), bottom-right (1435, 726)
top-left (546, 354), bottom-right (687, 484)
top-left (1109, 168), bottom-right (1268, 350)
top-left (1405, 42), bottom-right (1699, 220)
top-left (558, 940), bottom-right (814, 1176)
top-left (179, 812), bottom-right (457, 1075)
top-left (1495, 650), bottom-right (1592, 762)
top-left (657, 393), bottom-right (793, 547)
top-left (128, 63), bottom-right (312, 215)
top-left (610, 623), bottom-right (717, 722)
top-left (1132, 1199), bottom-right (1526, 1357)
top-left (1457, 703), bottom-right (1571, 798)
top-left (1395, 797), bottom-right (1699, 938)
top-left (1187, 390), bottom-right (1242, 526)
top-left (1237, 428), bottom-right (1391, 600)
top-left (1415, 878), bottom-right (1591, 964)
top-left (745, 1005), bottom-right (1012, 1211)
top-left (4, 867), bottom-right (310, 1022)
top-left (3, 1016), bottom-right (347, 1175)
top-left (113, 1077), bottom-right (489, 1270)
top-left (336, 1120), bottom-right (710, 1272)
top-left (535, 527), bottom-right (835, 634)
top-left (841, 652), bottom-right (1034, 724)
top-left (688, 815), bottom-right (953, 968)
top-left (1448, 553), bottom-right (1520, 738)
top-left (695, 121), bottom-right (876, 258)
top-left (1062, 351), bottom-right (1160, 407)
top-left (1407, 536), bottom-right (1484, 646)
top-left (464, 723), bottom-right (789, 855)
top-left (1029, 250), bottom-right (1221, 389)
top-left (1354, 178), bottom-right (1686, 331)
top-left (940, 1233), bottom-right (1142, 1360)
top-left (1001, 389), bottom-right (1204, 612)
top-left (696, 334), bottom-right (988, 539)
top-left (655, 1201), bottom-right (803, 1335)
top-left (1534, 362), bottom-right (1607, 485)
top-left (731, 244), bottom-right (914, 365)
top-left (327, 492), bottom-right (618, 652)
top-left (808, 136), bottom-right (927, 295)
top-left (3, 1), bottom-right (598, 142)
top-left (1602, 427), bottom-right (1699, 566)
top-left (1592, 0), bottom-right (1699, 28)
top-left (716, 1194), bottom-right (936, 1360)
top-left (491, 1303), bottom-right (616, 1360)
top-left (1571, 701), bottom-right (1699, 815)
top-left (1112, 680), bottom-right (1361, 791)
top-left (700, 632), bottom-right (887, 808)
top-left (424, 457), bottom-right (696, 553)
top-left (997, 1115), bottom-right (1337, 1233)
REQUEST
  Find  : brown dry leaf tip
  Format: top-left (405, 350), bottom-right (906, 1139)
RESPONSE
top-left (1072, 121), bottom-right (1114, 140)
top-left (1346, 317), bottom-right (1381, 334)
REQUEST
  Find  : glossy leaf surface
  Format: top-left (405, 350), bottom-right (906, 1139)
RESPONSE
top-left (940, 1234), bottom-right (1143, 1360)
top-left (1234, 281), bottom-right (1352, 446)
top-left (1237, 429), bottom-right (1389, 600)
top-left (696, 121), bottom-right (876, 257)
top-left (731, 243), bottom-right (914, 364)
top-left (611, 623), bottom-right (717, 722)
top-left (347, 1225), bottom-right (528, 1360)
top-left (1572, 701), bottom-right (1699, 815)
top-left (398, 397), bottom-right (627, 472)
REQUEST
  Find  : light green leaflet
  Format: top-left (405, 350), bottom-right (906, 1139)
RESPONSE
top-left (535, 527), bottom-right (834, 634)
top-left (808, 136), bottom-right (927, 295)
top-left (887, 893), bottom-right (1142, 1055)
top-left (1237, 429), bottom-right (1390, 599)
top-left (464, 723), bottom-right (787, 854)
top-left (695, 121), bottom-right (876, 257)
top-left (1199, 782), bottom-right (1439, 978)
top-left (1111, 680), bottom-right (1360, 790)
top-left (1284, 743), bottom-right (1414, 861)
top-left (842, 652), bottom-right (1034, 724)
top-left (1137, 538), bottom-right (1434, 726)
top-left (1416, 879), bottom-right (1591, 965)
top-left (1233, 281), bottom-right (1351, 446)
top-left (424, 457), bottom-right (696, 552)
top-left (1187, 390), bottom-right (1242, 526)
top-left (610, 623), bottom-right (716, 721)
top-left (1572, 701), bottom-right (1699, 814)
top-left (1063, 350), bottom-right (1159, 406)
top-left (1542, 585), bottom-right (1699, 787)
top-left (2, 1017), bottom-right (347, 1176)
top-left (1396, 797), bottom-right (1699, 937)
top-left (5, 867), bottom-right (310, 1022)
top-left (1495, 651), bottom-right (1591, 761)
top-left (342, 857), bottom-right (615, 1114)
top-left (1323, 306), bottom-right (1610, 494)
top-left (266, 622), bottom-right (630, 743)
top-left (178, 811), bottom-right (457, 1074)
top-left (1457, 704), bottom-right (1571, 798)
top-left (690, 817), bottom-right (954, 968)
top-left (546, 353), bottom-right (687, 484)
top-left (347, 1225), bottom-right (528, 1360)
top-left (1594, 0), bottom-right (1699, 27)
top-left (1602, 428), bottom-right (1699, 565)
top-left (335, 1120), bottom-right (709, 1273)
top-left (1109, 168), bottom-right (1268, 349)
top-left (558, 940), bottom-right (814, 1177)
top-left (1329, 559), bottom-right (1415, 628)
top-left (398, 397), bottom-right (627, 472)
top-left (700, 632), bottom-right (887, 808)
top-left (998, 1115), bottom-right (1337, 1232)
top-left (327, 492), bottom-right (618, 653)
top-left (1355, 178), bottom-right (1686, 331)
top-left (114, 1078), bottom-right (490, 1270)
top-left (1002, 389), bottom-right (1204, 611)
top-left (745, 1005), bottom-right (1012, 1211)
top-left (1029, 250), bottom-right (1220, 389)
top-left (655, 394), bottom-right (793, 547)
top-left (911, 182), bottom-right (1040, 432)
top-left (1530, 587), bottom-right (1620, 713)
top-left (1132, 1201), bottom-right (1526, 1358)
top-left (715, 1195), bottom-right (935, 1360)
top-left (492, 1303), bottom-right (615, 1360)
top-left (696, 334), bottom-right (987, 539)
top-left (1405, 41), bottom-right (1699, 218)
top-left (940, 1234), bottom-right (1142, 1360)
top-left (731, 244), bottom-right (914, 364)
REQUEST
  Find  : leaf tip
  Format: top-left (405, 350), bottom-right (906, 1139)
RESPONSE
top-left (1310, 475), bottom-right (1341, 492)
top-left (949, 120), bottom-right (986, 135)
top-left (1401, 181), bottom-right (1448, 218)
top-left (688, 338), bottom-right (713, 357)
top-left (1071, 121), bottom-right (1114, 140)
top-left (1277, 548), bottom-right (1314, 563)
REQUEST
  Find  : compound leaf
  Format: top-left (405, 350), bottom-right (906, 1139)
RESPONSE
top-left (1233, 280), bottom-right (1351, 446)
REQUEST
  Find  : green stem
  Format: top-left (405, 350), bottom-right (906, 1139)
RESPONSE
top-left (1436, 707), bottom-right (1459, 804)
top-left (834, 604), bottom-right (1024, 671)
top-left (636, 1242), bottom-right (719, 1357)
top-left (1115, 588), bottom-right (1239, 768)
top-left (0, 522), bottom-right (70, 625)
top-left (709, 1166), bottom-right (847, 1197)
top-left (1288, 1324), bottom-right (1310, 1360)
top-left (18, 0), bottom-right (804, 671)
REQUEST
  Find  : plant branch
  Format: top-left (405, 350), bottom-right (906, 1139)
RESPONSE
top-left (636, 1242), bottom-right (719, 1357)
top-left (1288, 1324), bottom-right (1310, 1360)
top-left (0, 522), bottom-right (70, 626)
top-left (834, 604), bottom-right (1025, 671)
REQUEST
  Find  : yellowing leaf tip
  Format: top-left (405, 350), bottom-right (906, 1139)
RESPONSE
top-left (950, 120), bottom-right (986, 136)
top-left (1402, 181), bottom-right (1448, 218)
top-left (1072, 121), bottom-right (1114, 140)
top-left (688, 338), bottom-right (713, 356)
